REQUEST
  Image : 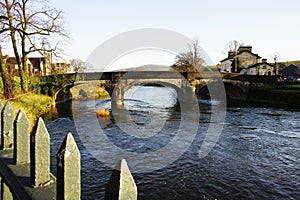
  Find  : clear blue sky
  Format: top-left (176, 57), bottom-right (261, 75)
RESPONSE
top-left (50, 0), bottom-right (300, 68)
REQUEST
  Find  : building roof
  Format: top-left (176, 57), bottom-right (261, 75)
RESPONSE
top-left (220, 55), bottom-right (235, 62)
top-left (238, 50), bottom-right (261, 59)
top-left (5, 57), bottom-right (46, 67)
top-left (280, 64), bottom-right (300, 76)
top-left (248, 62), bottom-right (274, 69)
top-left (220, 50), bottom-right (261, 63)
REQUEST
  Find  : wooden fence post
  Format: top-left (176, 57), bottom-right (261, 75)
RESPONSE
top-left (30, 117), bottom-right (51, 187)
top-left (105, 159), bottom-right (137, 200)
top-left (57, 133), bottom-right (81, 200)
top-left (14, 110), bottom-right (30, 164)
top-left (1, 102), bottom-right (14, 149)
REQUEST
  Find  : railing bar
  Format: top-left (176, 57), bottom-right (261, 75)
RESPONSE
top-left (0, 157), bottom-right (31, 200)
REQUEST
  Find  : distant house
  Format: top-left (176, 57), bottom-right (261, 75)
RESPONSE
top-left (51, 62), bottom-right (72, 74)
top-left (280, 64), bottom-right (300, 80)
top-left (5, 56), bottom-right (51, 77)
top-left (28, 56), bottom-right (51, 76)
top-left (220, 45), bottom-right (275, 75)
top-left (6, 56), bottom-right (29, 77)
top-left (240, 59), bottom-right (275, 76)
top-left (220, 46), bottom-right (261, 73)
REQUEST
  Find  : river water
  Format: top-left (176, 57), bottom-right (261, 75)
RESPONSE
top-left (46, 86), bottom-right (300, 199)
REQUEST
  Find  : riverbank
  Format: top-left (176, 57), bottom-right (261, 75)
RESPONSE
top-left (3, 83), bottom-right (296, 130)
top-left (246, 84), bottom-right (300, 109)
top-left (1, 93), bottom-right (53, 129)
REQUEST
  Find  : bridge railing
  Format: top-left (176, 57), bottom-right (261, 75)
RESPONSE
top-left (0, 101), bottom-right (137, 200)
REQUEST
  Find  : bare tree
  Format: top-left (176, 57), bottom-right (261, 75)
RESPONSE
top-left (173, 39), bottom-right (205, 72)
top-left (1, 0), bottom-right (22, 82)
top-left (271, 54), bottom-right (282, 75)
top-left (222, 40), bottom-right (241, 55)
top-left (0, 0), bottom-right (67, 92)
top-left (222, 40), bottom-right (242, 72)
top-left (70, 59), bottom-right (87, 73)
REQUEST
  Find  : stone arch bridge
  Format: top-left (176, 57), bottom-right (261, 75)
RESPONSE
top-left (55, 71), bottom-right (280, 106)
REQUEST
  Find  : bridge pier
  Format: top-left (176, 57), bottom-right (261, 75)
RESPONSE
top-left (111, 84), bottom-right (125, 108)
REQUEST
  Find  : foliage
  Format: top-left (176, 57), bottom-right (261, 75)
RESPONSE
top-left (12, 77), bottom-right (21, 91)
top-left (248, 84), bottom-right (300, 109)
top-left (258, 84), bottom-right (300, 91)
top-left (0, 76), bottom-right (3, 92)
top-left (30, 74), bottom-right (76, 96)
top-left (0, 46), bottom-right (14, 99)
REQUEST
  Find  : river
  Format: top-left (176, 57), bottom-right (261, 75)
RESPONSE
top-left (46, 86), bottom-right (300, 199)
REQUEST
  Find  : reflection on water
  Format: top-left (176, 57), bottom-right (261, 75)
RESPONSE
top-left (46, 86), bottom-right (300, 199)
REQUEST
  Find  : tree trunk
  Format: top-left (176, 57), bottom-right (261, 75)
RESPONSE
top-left (20, 2), bottom-right (29, 92)
top-left (21, 54), bottom-right (29, 92)
top-left (5, 0), bottom-right (26, 93)
top-left (0, 47), bottom-right (14, 99)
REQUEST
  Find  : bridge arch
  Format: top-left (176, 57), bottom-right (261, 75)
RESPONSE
top-left (112, 78), bottom-right (193, 107)
top-left (195, 81), bottom-right (247, 101)
top-left (54, 83), bottom-right (74, 104)
top-left (223, 81), bottom-right (247, 100)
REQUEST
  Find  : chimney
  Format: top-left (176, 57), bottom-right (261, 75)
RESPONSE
top-left (228, 51), bottom-right (236, 57)
top-left (238, 45), bottom-right (252, 53)
top-left (262, 58), bottom-right (267, 63)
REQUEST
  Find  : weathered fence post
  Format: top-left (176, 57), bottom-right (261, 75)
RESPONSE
top-left (57, 133), bottom-right (81, 200)
top-left (1, 102), bottom-right (14, 149)
top-left (14, 110), bottom-right (30, 164)
top-left (0, 103), bottom-right (86, 199)
top-left (30, 117), bottom-right (51, 187)
top-left (105, 159), bottom-right (137, 200)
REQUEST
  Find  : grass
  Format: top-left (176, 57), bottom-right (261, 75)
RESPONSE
top-left (248, 84), bottom-right (300, 109)
top-left (255, 84), bottom-right (300, 91)
top-left (1, 93), bottom-right (53, 130)
top-left (278, 60), bottom-right (300, 66)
